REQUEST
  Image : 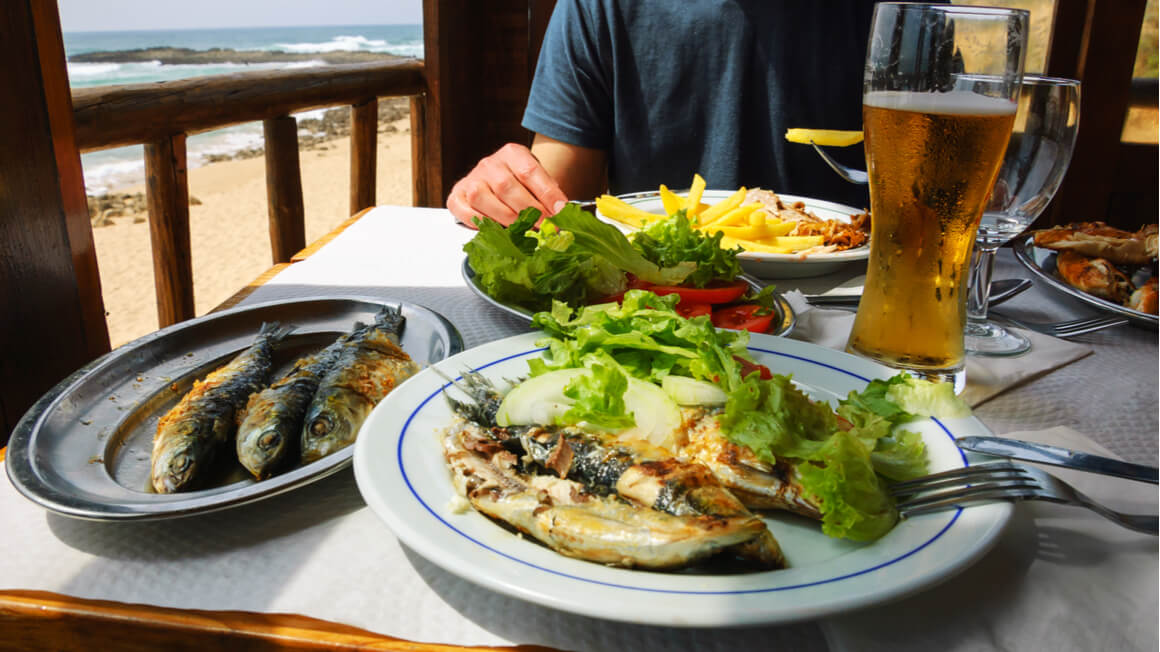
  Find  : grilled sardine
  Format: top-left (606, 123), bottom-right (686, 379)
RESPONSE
top-left (151, 322), bottom-right (293, 493)
top-left (444, 421), bottom-right (769, 569)
top-left (235, 333), bottom-right (350, 479)
top-left (301, 306), bottom-right (418, 463)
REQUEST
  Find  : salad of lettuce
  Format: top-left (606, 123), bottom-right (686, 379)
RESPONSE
top-left (525, 293), bottom-right (971, 542)
top-left (464, 205), bottom-right (743, 313)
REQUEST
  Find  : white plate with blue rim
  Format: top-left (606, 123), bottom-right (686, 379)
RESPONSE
top-left (352, 331), bottom-right (1010, 627)
top-left (596, 189), bottom-right (870, 280)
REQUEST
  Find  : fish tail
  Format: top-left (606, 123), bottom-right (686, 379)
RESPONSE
top-left (256, 321), bottom-right (297, 344)
top-left (373, 305), bottom-right (406, 336)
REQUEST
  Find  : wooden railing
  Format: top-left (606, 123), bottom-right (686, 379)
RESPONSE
top-left (71, 60), bottom-right (428, 327)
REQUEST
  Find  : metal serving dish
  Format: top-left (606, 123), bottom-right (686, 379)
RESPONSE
top-left (5, 296), bottom-right (463, 521)
top-left (1012, 234), bottom-right (1158, 328)
top-left (462, 258), bottom-right (796, 337)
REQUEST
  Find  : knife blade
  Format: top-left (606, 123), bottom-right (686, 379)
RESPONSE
top-left (956, 436), bottom-right (1159, 484)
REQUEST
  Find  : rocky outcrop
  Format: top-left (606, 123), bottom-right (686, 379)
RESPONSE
top-left (70, 47), bottom-right (409, 66)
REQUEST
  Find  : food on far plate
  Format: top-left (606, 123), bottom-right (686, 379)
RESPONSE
top-left (153, 306), bottom-right (418, 492)
top-left (301, 306), bottom-right (419, 463)
top-left (151, 322), bottom-right (294, 493)
top-left (436, 295), bottom-right (971, 572)
top-left (1054, 250), bottom-right (1134, 304)
top-left (464, 200), bottom-right (783, 332)
top-left (1032, 221), bottom-right (1158, 266)
top-left (1128, 278), bottom-right (1158, 314)
top-left (1032, 221), bottom-right (1159, 314)
top-left (596, 174), bottom-right (870, 256)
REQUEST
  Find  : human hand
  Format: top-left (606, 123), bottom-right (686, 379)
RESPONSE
top-left (447, 143), bottom-right (569, 227)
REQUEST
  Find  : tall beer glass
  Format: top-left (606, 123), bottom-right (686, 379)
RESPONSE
top-left (846, 3), bottom-right (1028, 388)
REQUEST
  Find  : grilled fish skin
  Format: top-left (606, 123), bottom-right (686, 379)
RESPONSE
top-left (443, 369), bottom-right (820, 525)
top-left (443, 420), bottom-right (769, 569)
top-left (235, 333), bottom-right (351, 479)
top-left (151, 322), bottom-right (293, 493)
top-left (301, 306), bottom-right (418, 463)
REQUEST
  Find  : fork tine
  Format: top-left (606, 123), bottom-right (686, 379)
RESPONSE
top-left (889, 461), bottom-right (1023, 496)
top-left (897, 486), bottom-right (1041, 516)
top-left (895, 477), bottom-right (1039, 508)
top-left (1051, 316), bottom-right (1128, 337)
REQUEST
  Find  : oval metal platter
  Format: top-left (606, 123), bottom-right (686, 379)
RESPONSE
top-left (5, 296), bottom-right (464, 521)
top-left (1012, 234), bottom-right (1158, 328)
top-left (461, 258), bottom-right (796, 337)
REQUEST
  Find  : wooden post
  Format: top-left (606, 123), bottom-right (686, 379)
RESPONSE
top-left (350, 99), bottom-right (378, 215)
top-left (410, 93), bottom-right (432, 207)
top-left (144, 134), bottom-right (195, 326)
top-left (263, 116), bottom-right (306, 263)
top-left (0, 1), bottom-right (110, 440)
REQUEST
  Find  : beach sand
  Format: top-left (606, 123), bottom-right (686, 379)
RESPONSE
top-left (91, 114), bottom-right (415, 348)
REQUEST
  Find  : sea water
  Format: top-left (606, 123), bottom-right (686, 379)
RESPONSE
top-left (64, 25), bottom-right (423, 193)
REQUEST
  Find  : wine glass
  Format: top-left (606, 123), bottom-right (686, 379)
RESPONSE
top-left (964, 75), bottom-right (1081, 356)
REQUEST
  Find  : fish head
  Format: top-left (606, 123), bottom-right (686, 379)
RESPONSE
top-left (151, 432), bottom-right (203, 493)
top-left (238, 423), bottom-right (290, 479)
top-left (301, 388), bottom-right (372, 463)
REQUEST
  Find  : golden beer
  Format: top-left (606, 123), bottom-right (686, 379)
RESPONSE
top-left (847, 91), bottom-right (1016, 375)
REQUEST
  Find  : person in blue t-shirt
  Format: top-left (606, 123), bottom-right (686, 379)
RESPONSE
top-left (447, 0), bottom-right (877, 227)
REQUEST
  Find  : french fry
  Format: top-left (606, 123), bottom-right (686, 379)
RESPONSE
top-left (685, 173), bottom-right (707, 216)
top-left (773, 235), bottom-right (825, 249)
top-left (659, 184), bottom-right (683, 215)
top-left (784, 128), bottom-right (864, 147)
top-left (747, 211), bottom-right (766, 227)
top-left (719, 236), bottom-right (796, 254)
top-left (700, 202), bottom-right (763, 228)
top-left (766, 220), bottom-right (796, 237)
top-left (695, 186), bottom-right (746, 225)
top-left (707, 225), bottom-right (773, 241)
top-left (596, 195), bottom-right (663, 228)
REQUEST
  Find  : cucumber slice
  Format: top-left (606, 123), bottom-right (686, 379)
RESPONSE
top-left (661, 375), bottom-right (728, 406)
top-left (495, 368), bottom-right (682, 448)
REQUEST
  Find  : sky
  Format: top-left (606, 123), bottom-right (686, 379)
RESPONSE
top-left (57, 0), bottom-right (423, 32)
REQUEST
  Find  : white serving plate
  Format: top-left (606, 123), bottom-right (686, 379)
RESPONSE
top-left (353, 331), bottom-right (1010, 628)
top-left (596, 189), bottom-right (870, 279)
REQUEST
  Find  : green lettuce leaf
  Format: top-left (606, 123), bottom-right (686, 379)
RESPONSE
top-left (548, 205), bottom-right (695, 286)
top-left (560, 363), bottom-right (636, 430)
top-left (796, 431), bottom-right (899, 541)
top-left (631, 211), bottom-right (742, 287)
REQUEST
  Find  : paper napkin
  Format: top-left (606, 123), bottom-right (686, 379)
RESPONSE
top-left (782, 291), bottom-right (1093, 407)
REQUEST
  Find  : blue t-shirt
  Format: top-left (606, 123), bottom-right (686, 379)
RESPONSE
top-left (522, 0), bottom-right (876, 209)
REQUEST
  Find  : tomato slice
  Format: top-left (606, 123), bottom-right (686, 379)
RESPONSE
top-left (646, 280), bottom-right (749, 305)
top-left (675, 301), bottom-right (712, 319)
top-left (712, 304), bottom-right (775, 333)
top-left (733, 354), bottom-right (773, 380)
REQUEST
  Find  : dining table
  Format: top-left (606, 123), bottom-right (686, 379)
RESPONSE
top-left (2, 204), bottom-right (1156, 651)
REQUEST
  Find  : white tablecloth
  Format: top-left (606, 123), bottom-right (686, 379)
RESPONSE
top-left (3, 206), bottom-right (1156, 651)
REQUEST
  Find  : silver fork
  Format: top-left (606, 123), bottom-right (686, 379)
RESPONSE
top-left (987, 311), bottom-right (1129, 338)
top-left (811, 142), bottom-right (869, 184)
top-left (891, 461), bottom-right (1158, 535)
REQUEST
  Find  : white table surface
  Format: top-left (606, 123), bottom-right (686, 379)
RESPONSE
top-left (2, 205), bottom-right (1156, 651)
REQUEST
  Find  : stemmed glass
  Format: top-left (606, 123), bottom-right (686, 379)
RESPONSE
top-left (964, 75), bottom-right (1081, 356)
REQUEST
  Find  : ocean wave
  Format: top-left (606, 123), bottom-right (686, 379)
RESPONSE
top-left (273, 35), bottom-right (386, 52)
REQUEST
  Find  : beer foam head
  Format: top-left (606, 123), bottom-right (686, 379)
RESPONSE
top-left (864, 90), bottom-right (1016, 115)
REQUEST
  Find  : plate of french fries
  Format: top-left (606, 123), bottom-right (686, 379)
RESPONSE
top-left (595, 174), bottom-right (871, 279)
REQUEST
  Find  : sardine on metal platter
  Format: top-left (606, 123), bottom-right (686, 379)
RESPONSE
top-left (150, 322), bottom-right (294, 493)
top-left (443, 421), bottom-right (771, 570)
top-left (235, 332), bottom-right (351, 480)
top-left (301, 306), bottom-right (419, 463)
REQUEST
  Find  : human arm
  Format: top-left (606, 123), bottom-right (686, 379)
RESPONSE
top-left (445, 135), bottom-right (607, 228)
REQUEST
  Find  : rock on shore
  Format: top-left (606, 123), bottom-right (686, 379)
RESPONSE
top-left (70, 47), bottom-right (410, 66)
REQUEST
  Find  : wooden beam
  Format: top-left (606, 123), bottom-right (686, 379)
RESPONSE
top-left (72, 61), bottom-right (425, 152)
top-left (263, 116), bottom-right (307, 263)
top-left (0, 1), bottom-right (109, 441)
top-left (350, 98), bottom-right (378, 215)
top-left (410, 93), bottom-right (434, 207)
top-left (144, 134), bottom-right (195, 327)
top-left (1039, 0), bottom-right (1149, 227)
top-left (423, 1), bottom-right (535, 206)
